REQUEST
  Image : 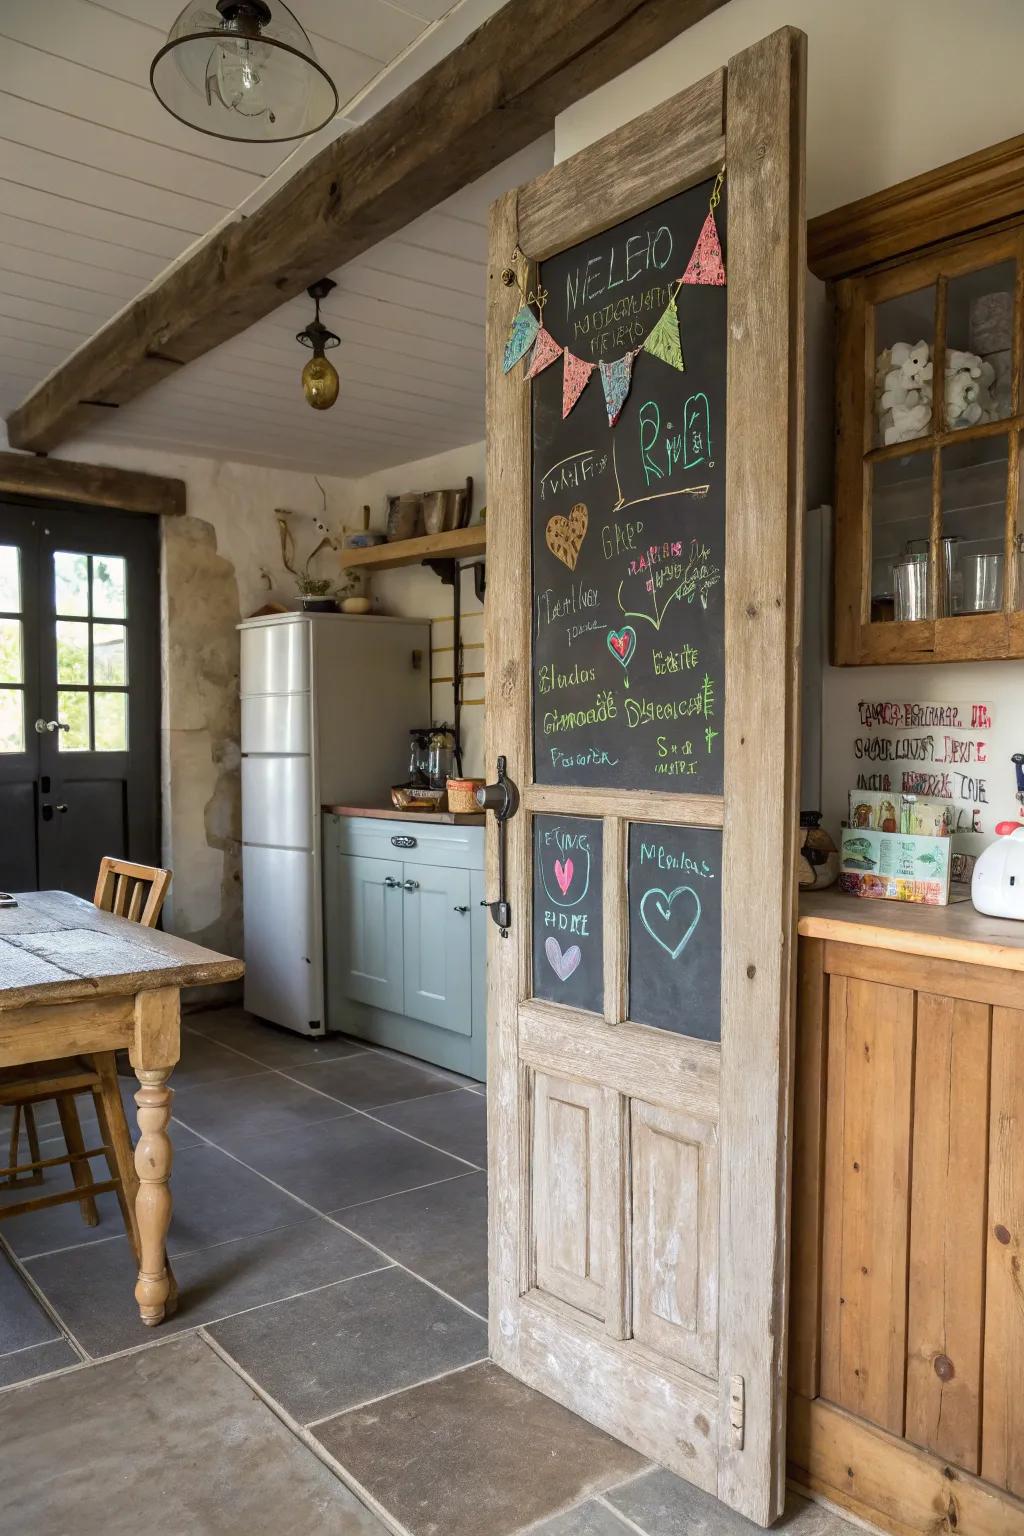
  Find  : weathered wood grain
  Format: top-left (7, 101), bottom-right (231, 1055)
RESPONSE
top-left (789, 1393), bottom-right (1024, 1536)
top-left (788, 937), bottom-right (828, 1400)
top-left (905, 994), bottom-right (989, 1472)
top-left (0, 891), bottom-right (242, 1009)
top-left (808, 130), bottom-right (1024, 280)
top-left (521, 784), bottom-right (724, 827)
top-left (982, 1006), bottom-right (1024, 1498)
top-left (533, 1071), bottom-right (609, 1320)
top-left (0, 451), bottom-right (185, 516)
top-left (820, 975), bottom-right (914, 1437)
top-left (716, 25), bottom-right (806, 1524)
top-left (7, 0), bottom-right (729, 453)
top-left (799, 889), bottom-right (1024, 973)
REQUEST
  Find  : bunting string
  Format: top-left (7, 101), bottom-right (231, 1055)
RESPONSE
top-left (502, 170), bottom-right (726, 423)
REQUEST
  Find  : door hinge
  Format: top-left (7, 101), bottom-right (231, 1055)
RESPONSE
top-left (729, 1375), bottom-right (745, 1450)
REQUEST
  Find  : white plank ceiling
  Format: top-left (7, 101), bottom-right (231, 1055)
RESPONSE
top-left (0, 0), bottom-right (546, 476)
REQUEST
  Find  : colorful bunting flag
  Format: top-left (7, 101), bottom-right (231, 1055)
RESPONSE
top-left (502, 304), bottom-right (540, 373)
top-left (681, 210), bottom-right (726, 286)
top-left (562, 349), bottom-right (595, 418)
top-left (525, 326), bottom-right (562, 380)
top-left (643, 297), bottom-right (685, 372)
top-left (598, 352), bottom-right (636, 427)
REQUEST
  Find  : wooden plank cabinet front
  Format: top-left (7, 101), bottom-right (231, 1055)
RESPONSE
top-left (788, 895), bottom-right (1024, 1535)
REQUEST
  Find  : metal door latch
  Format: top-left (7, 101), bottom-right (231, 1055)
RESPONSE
top-left (476, 754), bottom-right (519, 938)
top-left (729, 1375), bottom-right (745, 1450)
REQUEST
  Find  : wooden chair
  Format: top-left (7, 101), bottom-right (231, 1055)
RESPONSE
top-left (1, 859), bottom-right (173, 1259)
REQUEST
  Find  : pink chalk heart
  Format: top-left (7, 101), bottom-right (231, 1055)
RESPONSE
top-left (545, 937), bottom-right (581, 982)
top-left (607, 626), bottom-right (636, 667)
top-left (553, 858), bottom-right (574, 896)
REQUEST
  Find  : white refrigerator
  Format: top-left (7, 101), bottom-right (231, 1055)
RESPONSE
top-left (239, 612), bottom-right (431, 1035)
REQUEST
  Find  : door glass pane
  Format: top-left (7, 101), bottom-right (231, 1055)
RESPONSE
top-left (94, 691), bottom-right (127, 751)
top-left (93, 623), bottom-right (126, 685)
top-left (0, 545), bottom-right (20, 611)
top-left (945, 259), bottom-right (1014, 430)
top-left (58, 690), bottom-right (90, 751)
top-left (941, 435), bottom-right (1008, 614)
top-left (873, 284), bottom-right (935, 448)
top-left (870, 449), bottom-right (934, 621)
top-left (53, 551), bottom-right (89, 616)
top-left (93, 555), bottom-right (126, 619)
top-left (0, 617), bottom-right (22, 683)
top-left (0, 688), bottom-right (24, 753)
top-left (56, 619), bottom-right (90, 684)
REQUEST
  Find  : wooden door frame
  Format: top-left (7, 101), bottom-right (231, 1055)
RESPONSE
top-left (484, 27), bottom-right (806, 1526)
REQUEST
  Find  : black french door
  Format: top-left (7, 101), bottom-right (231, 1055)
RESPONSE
top-left (0, 499), bottom-right (160, 896)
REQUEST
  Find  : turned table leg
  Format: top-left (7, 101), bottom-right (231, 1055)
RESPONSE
top-left (129, 987), bottom-right (180, 1327)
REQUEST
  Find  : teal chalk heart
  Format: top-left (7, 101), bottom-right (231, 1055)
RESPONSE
top-left (639, 885), bottom-right (701, 959)
top-left (607, 626), bottom-right (636, 668)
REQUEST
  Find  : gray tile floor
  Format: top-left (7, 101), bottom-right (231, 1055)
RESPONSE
top-left (0, 1007), bottom-right (866, 1536)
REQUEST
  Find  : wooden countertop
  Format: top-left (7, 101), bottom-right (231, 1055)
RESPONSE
top-left (324, 804), bottom-right (485, 826)
top-left (799, 888), bottom-right (1024, 973)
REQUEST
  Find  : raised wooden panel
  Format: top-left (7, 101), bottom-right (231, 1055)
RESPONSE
top-left (905, 994), bottom-right (990, 1473)
top-left (789, 938), bottom-right (828, 1399)
top-left (532, 1072), bottom-right (614, 1320)
top-left (820, 975), bottom-right (914, 1436)
top-left (982, 1007), bottom-right (1024, 1499)
top-left (631, 1101), bottom-right (719, 1378)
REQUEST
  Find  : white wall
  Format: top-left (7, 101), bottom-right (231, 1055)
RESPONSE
top-left (336, 440), bottom-right (488, 777)
top-left (555, 0), bottom-right (1024, 840)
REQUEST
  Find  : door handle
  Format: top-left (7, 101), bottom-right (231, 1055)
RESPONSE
top-left (477, 755), bottom-right (519, 937)
top-left (403, 879), bottom-right (419, 892)
top-left (453, 904), bottom-right (469, 914)
top-left (383, 876), bottom-right (399, 888)
top-left (35, 718), bottom-right (69, 734)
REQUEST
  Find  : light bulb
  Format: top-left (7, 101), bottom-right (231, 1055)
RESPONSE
top-left (209, 36), bottom-right (273, 119)
top-left (302, 354), bottom-right (340, 410)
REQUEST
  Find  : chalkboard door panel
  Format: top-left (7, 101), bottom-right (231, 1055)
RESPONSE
top-left (628, 824), bottom-right (723, 1039)
top-left (533, 815), bottom-right (603, 1015)
top-left (485, 28), bottom-right (805, 1528)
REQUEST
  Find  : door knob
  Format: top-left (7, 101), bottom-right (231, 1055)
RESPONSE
top-left (453, 904), bottom-right (469, 914)
top-left (403, 879), bottom-right (419, 892)
top-left (383, 876), bottom-right (399, 888)
top-left (56, 804), bottom-right (68, 814)
top-left (35, 718), bottom-right (69, 734)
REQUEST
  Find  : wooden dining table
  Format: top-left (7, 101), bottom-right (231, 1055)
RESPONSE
top-left (0, 890), bottom-right (243, 1326)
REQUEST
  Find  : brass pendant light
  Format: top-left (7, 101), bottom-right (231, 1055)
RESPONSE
top-left (296, 278), bottom-right (341, 410)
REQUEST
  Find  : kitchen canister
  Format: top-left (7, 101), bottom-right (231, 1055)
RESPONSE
top-left (960, 551), bottom-right (1004, 613)
top-left (893, 550), bottom-right (931, 621)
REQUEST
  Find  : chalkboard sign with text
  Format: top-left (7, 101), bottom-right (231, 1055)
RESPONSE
top-left (533, 814), bottom-right (603, 1016)
top-left (532, 180), bottom-right (727, 793)
top-left (628, 822), bottom-right (722, 1040)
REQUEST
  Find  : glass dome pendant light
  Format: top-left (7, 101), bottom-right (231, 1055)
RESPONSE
top-left (151, 1), bottom-right (338, 144)
top-left (296, 278), bottom-right (341, 410)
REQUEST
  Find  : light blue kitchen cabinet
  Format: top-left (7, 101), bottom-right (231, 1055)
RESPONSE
top-left (402, 863), bottom-right (473, 1034)
top-left (334, 854), bottom-right (405, 1015)
top-left (322, 814), bottom-right (486, 1081)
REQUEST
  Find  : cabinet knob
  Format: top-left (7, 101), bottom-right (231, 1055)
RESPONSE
top-left (403, 879), bottom-right (419, 892)
top-left (453, 904), bottom-right (469, 914)
top-left (383, 876), bottom-right (399, 889)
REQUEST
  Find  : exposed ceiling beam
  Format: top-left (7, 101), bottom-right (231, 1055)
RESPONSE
top-left (0, 451), bottom-right (185, 515)
top-left (6, 0), bottom-right (726, 454)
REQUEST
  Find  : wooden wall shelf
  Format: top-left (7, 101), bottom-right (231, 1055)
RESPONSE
top-left (339, 524), bottom-right (486, 572)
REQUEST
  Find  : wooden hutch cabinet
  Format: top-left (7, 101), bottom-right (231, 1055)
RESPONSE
top-left (809, 135), bottom-right (1024, 665)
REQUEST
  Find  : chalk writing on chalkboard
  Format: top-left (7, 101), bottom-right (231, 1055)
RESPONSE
top-left (533, 815), bottom-right (603, 1016)
top-left (531, 180), bottom-right (727, 793)
top-left (628, 823), bottom-right (722, 1040)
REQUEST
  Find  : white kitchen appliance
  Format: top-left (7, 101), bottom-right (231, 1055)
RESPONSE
top-left (239, 612), bottom-right (430, 1034)
top-left (971, 823), bottom-right (1024, 921)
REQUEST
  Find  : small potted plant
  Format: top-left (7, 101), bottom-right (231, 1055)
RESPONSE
top-left (276, 513), bottom-right (341, 612)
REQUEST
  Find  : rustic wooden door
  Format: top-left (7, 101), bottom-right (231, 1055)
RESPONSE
top-left (484, 28), bottom-right (806, 1528)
